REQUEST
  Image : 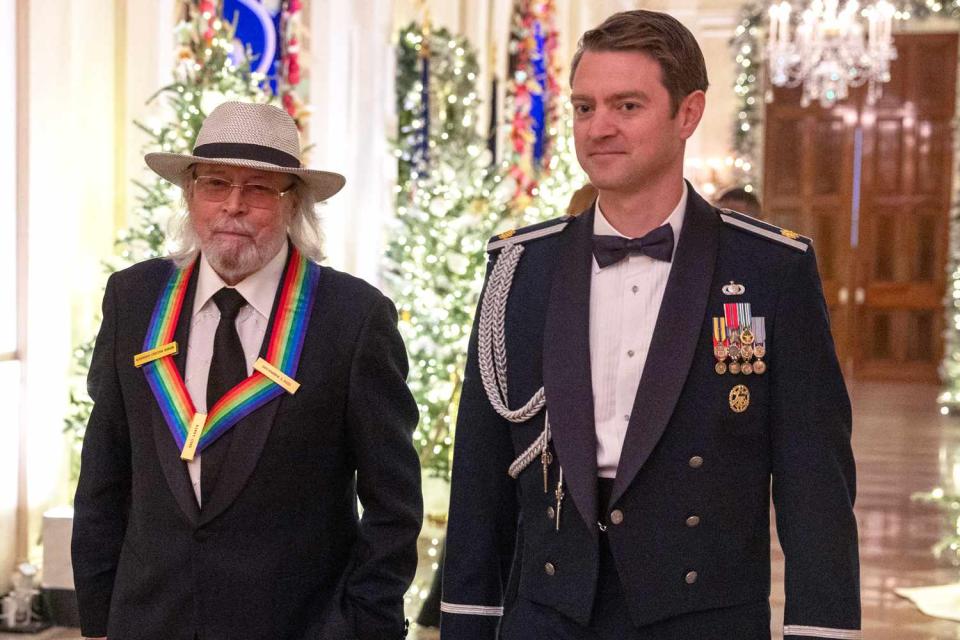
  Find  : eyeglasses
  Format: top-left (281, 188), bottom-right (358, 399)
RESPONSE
top-left (193, 175), bottom-right (292, 208)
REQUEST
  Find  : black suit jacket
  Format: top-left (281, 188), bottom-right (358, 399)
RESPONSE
top-left (72, 252), bottom-right (422, 640)
top-left (441, 187), bottom-right (860, 639)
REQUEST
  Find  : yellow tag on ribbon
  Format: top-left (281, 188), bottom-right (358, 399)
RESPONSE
top-left (179, 412), bottom-right (207, 461)
top-left (134, 341), bottom-right (178, 368)
top-left (253, 358), bottom-right (301, 394)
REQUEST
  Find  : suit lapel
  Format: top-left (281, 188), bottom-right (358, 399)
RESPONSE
top-left (611, 188), bottom-right (719, 506)
top-left (543, 207), bottom-right (598, 532)
top-left (151, 261), bottom-right (201, 526)
top-left (199, 249), bottom-right (309, 526)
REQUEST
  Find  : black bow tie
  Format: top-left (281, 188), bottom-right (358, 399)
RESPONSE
top-left (592, 224), bottom-right (675, 268)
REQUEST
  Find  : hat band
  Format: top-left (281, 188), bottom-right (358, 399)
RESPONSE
top-left (193, 142), bottom-right (301, 169)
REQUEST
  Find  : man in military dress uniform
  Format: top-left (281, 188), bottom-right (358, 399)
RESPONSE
top-left (441, 10), bottom-right (860, 640)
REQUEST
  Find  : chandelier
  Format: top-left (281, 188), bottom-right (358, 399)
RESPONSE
top-left (766, 0), bottom-right (897, 107)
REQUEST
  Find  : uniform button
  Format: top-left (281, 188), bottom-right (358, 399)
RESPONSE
top-left (632, 285), bottom-right (639, 293)
top-left (623, 414), bottom-right (630, 421)
top-left (685, 515), bottom-right (701, 528)
top-left (544, 562), bottom-right (556, 576)
top-left (627, 350), bottom-right (635, 357)
top-left (610, 509), bottom-right (624, 525)
top-left (688, 455), bottom-right (704, 469)
top-left (547, 506), bottom-right (556, 520)
top-left (685, 570), bottom-right (698, 585)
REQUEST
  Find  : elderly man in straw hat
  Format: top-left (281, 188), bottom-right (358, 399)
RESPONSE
top-left (72, 102), bottom-right (422, 640)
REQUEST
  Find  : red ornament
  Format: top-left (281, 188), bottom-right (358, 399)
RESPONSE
top-left (289, 0), bottom-right (302, 12)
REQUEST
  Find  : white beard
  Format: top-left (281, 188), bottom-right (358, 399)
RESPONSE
top-left (190, 216), bottom-right (287, 285)
top-left (200, 228), bottom-right (286, 284)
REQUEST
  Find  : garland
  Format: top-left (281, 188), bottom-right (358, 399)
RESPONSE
top-left (506, 0), bottom-right (562, 207)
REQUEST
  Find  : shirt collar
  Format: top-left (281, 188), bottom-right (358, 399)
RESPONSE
top-left (593, 184), bottom-right (688, 272)
top-left (194, 242), bottom-right (289, 320)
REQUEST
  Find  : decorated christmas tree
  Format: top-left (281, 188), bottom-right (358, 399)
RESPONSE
top-left (386, 23), bottom-right (511, 480)
top-left (386, 1), bottom-right (583, 481)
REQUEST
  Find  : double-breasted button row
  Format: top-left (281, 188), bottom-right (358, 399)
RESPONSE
top-left (685, 570), bottom-right (698, 585)
top-left (544, 562), bottom-right (556, 576)
top-left (686, 457), bottom-right (703, 531)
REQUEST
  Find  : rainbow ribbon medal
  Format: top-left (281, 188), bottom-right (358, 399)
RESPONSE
top-left (139, 247), bottom-right (320, 460)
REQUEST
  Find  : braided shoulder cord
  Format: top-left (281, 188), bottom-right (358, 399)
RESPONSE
top-left (477, 243), bottom-right (546, 423)
top-left (508, 411), bottom-right (552, 478)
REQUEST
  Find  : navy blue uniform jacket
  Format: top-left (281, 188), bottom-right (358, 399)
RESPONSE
top-left (441, 187), bottom-right (860, 639)
top-left (72, 250), bottom-right (422, 640)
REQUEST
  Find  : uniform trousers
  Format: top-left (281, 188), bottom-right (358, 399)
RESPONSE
top-left (498, 479), bottom-right (771, 640)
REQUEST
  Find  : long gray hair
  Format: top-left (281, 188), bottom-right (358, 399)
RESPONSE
top-left (167, 168), bottom-right (326, 267)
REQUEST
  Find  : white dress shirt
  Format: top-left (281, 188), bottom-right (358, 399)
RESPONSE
top-left (590, 187), bottom-right (687, 478)
top-left (184, 243), bottom-right (288, 504)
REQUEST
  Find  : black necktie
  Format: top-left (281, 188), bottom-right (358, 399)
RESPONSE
top-left (592, 224), bottom-right (675, 269)
top-left (201, 287), bottom-right (248, 506)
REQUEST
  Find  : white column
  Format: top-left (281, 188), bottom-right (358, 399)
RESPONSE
top-left (308, 0), bottom-right (396, 284)
top-left (20, 0), bottom-right (121, 563)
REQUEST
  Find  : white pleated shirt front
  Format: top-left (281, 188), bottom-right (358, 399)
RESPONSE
top-left (590, 187), bottom-right (687, 478)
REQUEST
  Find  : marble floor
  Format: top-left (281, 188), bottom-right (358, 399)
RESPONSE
top-left (8, 381), bottom-right (960, 639)
top-left (770, 381), bottom-right (960, 640)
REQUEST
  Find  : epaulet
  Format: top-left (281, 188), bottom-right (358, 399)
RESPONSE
top-left (718, 208), bottom-right (811, 252)
top-left (486, 215), bottom-right (572, 252)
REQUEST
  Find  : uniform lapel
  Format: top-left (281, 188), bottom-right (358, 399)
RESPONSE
top-left (543, 207), bottom-right (599, 531)
top-left (611, 188), bottom-right (719, 506)
top-left (151, 261), bottom-right (201, 526)
top-left (198, 250), bottom-right (310, 526)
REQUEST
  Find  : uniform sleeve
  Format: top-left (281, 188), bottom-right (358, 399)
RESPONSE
top-left (342, 293), bottom-right (424, 640)
top-left (441, 255), bottom-right (520, 640)
top-left (72, 274), bottom-right (132, 637)
top-left (769, 246), bottom-right (862, 639)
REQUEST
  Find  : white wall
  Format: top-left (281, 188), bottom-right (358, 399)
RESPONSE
top-left (0, 0), bottom-right (21, 590)
top-left (16, 0), bottom-right (122, 571)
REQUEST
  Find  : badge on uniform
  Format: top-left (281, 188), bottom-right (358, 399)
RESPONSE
top-left (711, 302), bottom-right (767, 376)
top-left (729, 384), bottom-right (750, 413)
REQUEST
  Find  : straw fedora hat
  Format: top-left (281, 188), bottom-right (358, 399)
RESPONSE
top-left (145, 101), bottom-right (345, 201)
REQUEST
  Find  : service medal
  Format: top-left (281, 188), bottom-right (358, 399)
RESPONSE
top-left (728, 343), bottom-right (741, 360)
top-left (740, 329), bottom-right (755, 345)
top-left (754, 359), bottom-right (767, 374)
top-left (741, 344), bottom-right (754, 360)
top-left (753, 344), bottom-right (766, 359)
top-left (714, 344), bottom-right (729, 360)
top-left (729, 361), bottom-right (742, 375)
top-left (729, 384), bottom-right (750, 413)
top-left (742, 362), bottom-right (753, 375)
top-left (715, 361), bottom-right (728, 375)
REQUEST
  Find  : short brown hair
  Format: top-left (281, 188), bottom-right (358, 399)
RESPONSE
top-left (570, 10), bottom-right (709, 116)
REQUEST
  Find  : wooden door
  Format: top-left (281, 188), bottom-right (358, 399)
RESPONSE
top-left (764, 94), bottom-right (858, 369)
top-left (763, 33), bottom-right (957, 382)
